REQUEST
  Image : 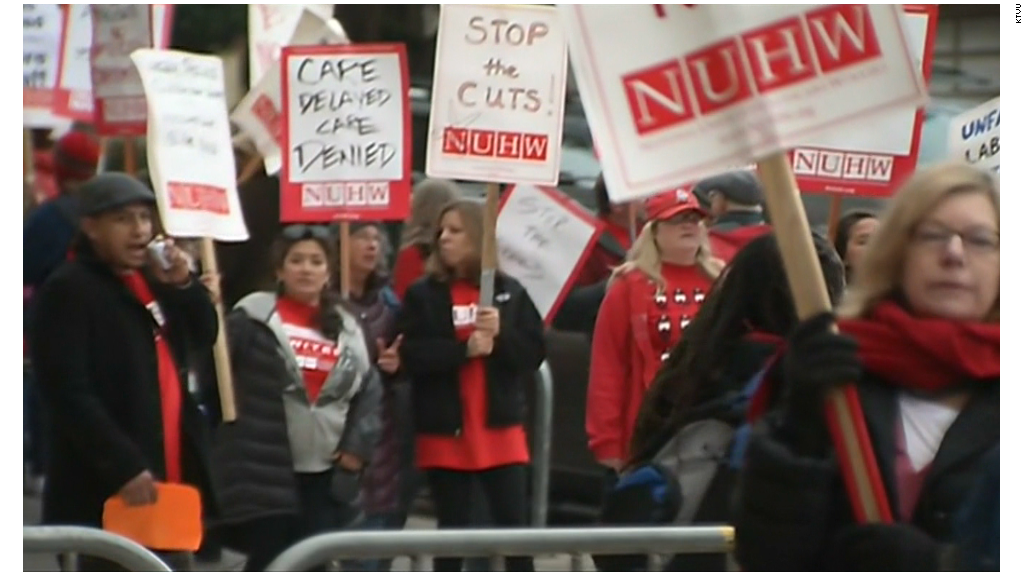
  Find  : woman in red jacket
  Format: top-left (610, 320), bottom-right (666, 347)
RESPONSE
top-left (586, 188), bottom-right (724, 474)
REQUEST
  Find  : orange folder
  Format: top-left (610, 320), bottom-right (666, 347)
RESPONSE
top-left (102, 482), bottom-right (203, 552)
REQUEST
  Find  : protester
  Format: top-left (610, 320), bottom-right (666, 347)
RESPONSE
top-left (586, 188), bottom-right (723, 479)
top-left (734, 163), bottom-right (999, 571)
top-left (393, 178), bottom-right (461, 300)
top-left (596, 231), bottom-right (845, 572)
top-left (29, 173), bottom-right (219, 571)
top-left (397, 200), bottom-right (545, 572)
top-left (207, 225), bottom-right (382, 572)
top-left (833, 209), bottom-right (880, 282)
top-left (693, 171), bottom-right (771, 262)
top-left (553, 174), bottom-right (642, 335)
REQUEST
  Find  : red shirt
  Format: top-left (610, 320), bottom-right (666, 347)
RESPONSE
top-left (645, 263), bottom-right (711, 363)
top-left (415, 281), bottom-right (530, 471)
top-left (393, 245), bottom-right (425, 301)
top-left (121, 272), bottom-right (182, 483)
top-left (276, 296), bottom-right (341, 404)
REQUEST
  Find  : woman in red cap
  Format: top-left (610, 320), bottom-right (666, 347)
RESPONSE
top-left (586, 188), bottom-right (724, 478)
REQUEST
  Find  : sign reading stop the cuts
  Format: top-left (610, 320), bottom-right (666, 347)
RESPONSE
top-left (427, 4), bottom-right (568, 185)
top-left (280, 44), bottom-right (412, 222)
top-left (562, 4), bottom-right (928, 201)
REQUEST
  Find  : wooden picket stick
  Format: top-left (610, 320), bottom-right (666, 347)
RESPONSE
top-left (124, 137), bottom-right (137, 175)
top-left (628, 203), bottom-right (638, 244)
top-left (756, 153), bottom-right (893, 524)
top-left (827, 195), bottom-right (842, 243)
top-left (339, 221), bottom-right (351, 301)
top-left (237, 154), bottom-right (264, 186)
top-left (479, 182), bottom-right (501, 306)
top-left (23, 129), bottom-right (35, 187)
top-left (199, 238), bottom-right (237, 422)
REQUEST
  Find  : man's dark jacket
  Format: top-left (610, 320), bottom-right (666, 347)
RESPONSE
top-left (29, 242), bottom-right (220, 528)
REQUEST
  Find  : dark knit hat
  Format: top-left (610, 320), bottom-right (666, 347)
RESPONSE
top-left (693, 171), bottom-right (763, 207)
top-left (78, 173), bottom-right (156, 216)
top-left (54, 131), bottom-right (100, 182)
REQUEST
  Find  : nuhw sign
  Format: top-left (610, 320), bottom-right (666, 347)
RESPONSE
top-left (563, 4), bottom-right (926, 201)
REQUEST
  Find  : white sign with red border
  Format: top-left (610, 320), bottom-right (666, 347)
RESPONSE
top-left (248, 4), bottom-right (336, 89)
top-left (90, 5), bottom-right (154, 136)
top-left (23, 4), bottom-right (64, 127)
top-left (948, 96), bottom-right (999, 177)
top-left (426, 4), bottom-right (569, 185)
top-left (280, 44), bottom-right (412, 223)
top-left (54, 4), bottom-right (173, 122)
top-left (132, 49), bottom-right (249, 242)
top-left (497, 184), bottom-right (604, 324)
top-left (562, 4), bottom-right (928, 202)
top-left (232, 8), bottom-right (348, 177)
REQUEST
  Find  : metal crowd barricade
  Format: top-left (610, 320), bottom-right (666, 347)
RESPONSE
top-left (23, 526), bottom-right (173, 572)
top-left (265, 526), bottom-right (734, 571)
top-left (531, 360), bottom-right (554, 527)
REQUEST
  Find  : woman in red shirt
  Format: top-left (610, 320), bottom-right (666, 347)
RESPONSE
top-left (397, 200), bottom-right (545, 572)
top-left (586, 188), bottom-right (724, 475)
top-left (392, 179), bottom-right (461, 300)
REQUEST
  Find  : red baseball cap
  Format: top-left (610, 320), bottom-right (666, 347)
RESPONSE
top-left (54, 131), bottom-right (100, 183)
top-left (644, 187), bottom-right (708, 221)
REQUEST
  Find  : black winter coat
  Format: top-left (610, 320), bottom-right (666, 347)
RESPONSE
top-left (29, 246), bottom-right (219, 528)
top-left (397, 273), bottom-right (545, 435)
top-left (734, 375), bottom-right (998, 571)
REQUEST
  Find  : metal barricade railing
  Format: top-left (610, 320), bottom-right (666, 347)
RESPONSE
top-left (265, 526), bottom-right (734, 571)
top-left (531, 360), bottom-right (554, 527)
top-left (23, 526), bottom-right (173, 572)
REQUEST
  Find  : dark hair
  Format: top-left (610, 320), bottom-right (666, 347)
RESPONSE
top-left (271, 226), bottom-right (344, 340)
top-left (629, 231), bottom-right (846, 461)
top-left (834, 210), bottom-right (878, 262)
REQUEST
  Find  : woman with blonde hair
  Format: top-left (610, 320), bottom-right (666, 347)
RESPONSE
top-left (735, 162), bottom-right (999, 571)
top-left (586, 188), bottom-right (723, 476)
top-left (392, 178), bottom-right (461, 300)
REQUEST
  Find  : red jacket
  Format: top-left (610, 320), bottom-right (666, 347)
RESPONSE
top-left (709, 224), bottom-right (772, 263)
top-left (392, 244), bottom-right (426, 301)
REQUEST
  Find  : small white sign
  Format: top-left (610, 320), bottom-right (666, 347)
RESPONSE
top-left (248, 4), bottom-right (336, 88)
top-left (23, 4), bottom-right (64, 127)
top-left (91, 5), bottom-right (153, 135)
top-left (496, 184), bottom-right (603, 323)
top-left (426, 4), bottom-right (568, 185)
top-left (132, 49), bottom-right (249, 242)
top-left (948, 97), bottom-right (999, 177)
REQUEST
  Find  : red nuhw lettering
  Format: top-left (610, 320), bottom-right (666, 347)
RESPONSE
top-left (441, 128), bottom-right (549, 161)
top-left (621, 4), bottom-right (883, 136)
top-left (168, 183), bottom-right (230, 215)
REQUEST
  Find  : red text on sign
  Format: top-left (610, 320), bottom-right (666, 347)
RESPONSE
top-left (792, 148), bottom-right (894, 182)
top-left (168, 182), bottom-right (230, 215)
top-left (251, 93), bottom-right (282, 141)
top-left (441, 128), bottom-right (548, 161)
top-left (301, 182), bottom-right (391, 209)
top-left (624, 4), bottom-right (882, 135)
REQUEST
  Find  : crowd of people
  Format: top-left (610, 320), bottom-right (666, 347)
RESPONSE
top-left (23, 124), bottom-right (998, 572)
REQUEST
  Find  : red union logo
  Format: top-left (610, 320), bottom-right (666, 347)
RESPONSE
top-left (167, 182), bottom-right (230, 214)
top-left (442, 128), bottom-right (548, 161)
top-left (792, 148), bottom-right (894, 182)
top-left (300, 182), bottom-right (391, 209)
top-left (623, 5), bottom-right (882, 136)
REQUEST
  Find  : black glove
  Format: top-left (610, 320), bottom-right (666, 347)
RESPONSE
top-left (824, 523), bottom-right (954, 571)
top-left (778, 312), bottom-right (861, 457)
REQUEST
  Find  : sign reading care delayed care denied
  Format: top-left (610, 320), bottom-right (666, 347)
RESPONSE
top-left (562, 4), bottom-right (928, 201)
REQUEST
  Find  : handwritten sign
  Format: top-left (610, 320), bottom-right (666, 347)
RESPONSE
top-left (24, 4), bottom-right (64, 127)
top-left (426, 4), bottom-right (569, 185)
top-left (90, 5), bottom-right (154, 136)
top-left (232, 8), bottom-right (348, 176)
top-left (562, 4), bottom-right (928, 201)
top-left (55, 5), bottom-right (173, 122)
top-left (132, 49), bottom-right (249, 242)
top-left (248, 4), bottom-right (336, 88)
top-left (948, 96), bottom-right (999, 178)
top-left (496, 184), bottom-right (603, 323)
top-left (280, 43), bottom-right (412, 222)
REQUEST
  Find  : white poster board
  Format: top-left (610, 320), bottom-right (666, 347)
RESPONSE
top-left (132, 49), bottom-right (249, 242)
top-left (496, 184), bottom-right (603, 323)
top-left (948, 96), bottom-right (999, 177)
top-left (232, 9), bottom-right (347, 176)
top-left (23, 4), bottom-right (64, 127)
top-left (90, 5), bottom-right (153, 135)
top-left (248, 4), bottom-right (336, 88)
top-left (426, 4), bottom-right (568, 185)
top-left (562, 4), bottom-right (928, 201)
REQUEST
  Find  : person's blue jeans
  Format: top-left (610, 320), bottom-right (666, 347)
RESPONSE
top-left (339, 514), bottom-right (389, 572)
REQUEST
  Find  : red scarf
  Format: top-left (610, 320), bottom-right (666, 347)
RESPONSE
top-left (838, 301), bottom-right (999, 391)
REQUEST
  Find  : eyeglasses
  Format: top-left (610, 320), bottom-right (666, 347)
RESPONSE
top-left (282, 224), bottom-right (334, 241)
top-left (912, 223), bottom-right (999, 255)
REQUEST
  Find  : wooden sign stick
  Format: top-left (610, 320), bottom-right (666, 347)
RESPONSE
top-left (756, 152), bottom-right (893, 524)
top-left (237, 154), bottom-right (264, 186)
top-left (199, 238), bottom-right (237, 422)
top-left (124, 137), bottom-right (137, 175)
top-left (628, 203), bottom-right (638, 244)
top-left (23, 129), bottom-right (35, 187)
top-left (339, 221), bottom-right (351, 301)
top-left (827, 195), bottom-right (842, 243)
top-left (479, 182), bottom-right (501, 306)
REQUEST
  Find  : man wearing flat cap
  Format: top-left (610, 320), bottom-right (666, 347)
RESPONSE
top-left (693, 171), bottom-right (772, 262)
top-left (29, 173), bottom-right (219, 570)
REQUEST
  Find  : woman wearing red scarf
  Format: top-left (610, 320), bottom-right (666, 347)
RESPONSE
top-left (734, 163), bottom-right (1000, 571)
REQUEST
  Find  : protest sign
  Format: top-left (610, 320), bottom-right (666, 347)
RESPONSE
top-left (90, 5), bottom-right (154, 136)
top-left (497, 184), bottom-right (603, 324)
top-left (24, 4), bottom-right (64, 127)
top-left (279, 43), bottom-right (412, 222)
top-left (248, 4), bottom-right (336, 89)
top-left (233, 8), bottom-right (348, 177)
top-left (426, 5), bottom-right (568, 185)
top-left (789, 5), bottom-right (938, 197)
top-left (132, 49), bottom-right (249, 241)
top-left (562, 4), bottom-right (928, 202)
top-left (948, 96), bottom-right (999, 177)
top-left (55, 5), bottom-right (173, 122)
